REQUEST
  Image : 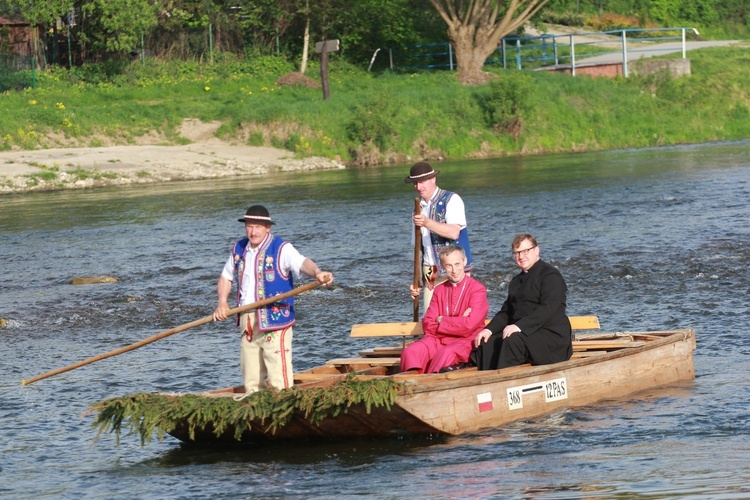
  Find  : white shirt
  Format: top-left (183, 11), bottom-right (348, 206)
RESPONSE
top-left (418, 189), bottom-right (467, 266)
top-left (221, 234), bottom-right (306, 305)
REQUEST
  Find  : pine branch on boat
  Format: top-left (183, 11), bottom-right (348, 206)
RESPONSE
top-left (88, 375), bottom-right (405, 446)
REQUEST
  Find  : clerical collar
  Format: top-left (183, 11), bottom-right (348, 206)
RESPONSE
top-left (450, 275), bottom-right (467, 286)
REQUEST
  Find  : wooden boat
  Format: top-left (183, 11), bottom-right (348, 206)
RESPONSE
top-left (90, 317), bottom-right (696, 445)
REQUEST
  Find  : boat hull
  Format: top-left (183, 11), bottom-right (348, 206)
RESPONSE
top-left (166, 329), bottom-right (695, 444)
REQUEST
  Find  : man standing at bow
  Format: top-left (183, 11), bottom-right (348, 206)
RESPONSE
top-left (400, 245), bottom-right (488, 373)
top-left (213, 205), bottom-right (333, 393)
top-left (406, 162), bottom-right (474, 308)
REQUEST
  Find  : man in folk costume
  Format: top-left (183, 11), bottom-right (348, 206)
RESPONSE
top-left (406, 162), bottom-right (474, 308)
top-left (400, 245), bottom-right (489, 373)
top-left (213, 205), bottom-right (333, 393)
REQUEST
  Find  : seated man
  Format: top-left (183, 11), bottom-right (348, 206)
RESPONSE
top-left (401, 244), bottom-right (489, 373)
top-left (473, 234), bottom-right (572, 370)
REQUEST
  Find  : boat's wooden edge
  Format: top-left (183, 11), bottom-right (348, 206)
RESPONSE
top-left (397, 328), bottom-right (696, 395)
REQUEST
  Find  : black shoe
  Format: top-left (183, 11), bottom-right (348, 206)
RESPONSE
top-left (439, 362), bottom-right (469, 373)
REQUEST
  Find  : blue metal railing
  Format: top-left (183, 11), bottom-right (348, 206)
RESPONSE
top-left (368, 27), bottom-right (700, 77)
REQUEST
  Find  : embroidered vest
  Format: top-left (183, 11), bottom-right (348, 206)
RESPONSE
top-left (232, 235), bottom-right (295, 332)
top-left (428, 188), bottom-right (474, 275)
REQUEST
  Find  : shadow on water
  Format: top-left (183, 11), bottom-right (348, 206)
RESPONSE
top-left (154, 434), bottom-right (452, 468)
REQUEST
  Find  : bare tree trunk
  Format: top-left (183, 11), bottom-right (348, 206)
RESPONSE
top-left (299, 0), bottom-right (310, 74)
top-left (429, 0), bottom-right (549, 84)
top-left (448, 23), bottom-right (502, 84)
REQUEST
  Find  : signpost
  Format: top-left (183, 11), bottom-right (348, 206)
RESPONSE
top-left (315, 39), bottom-right (339, 100)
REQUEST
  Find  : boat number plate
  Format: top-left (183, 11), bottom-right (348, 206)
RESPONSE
top-left (507, 377), bottom-right (568, 410)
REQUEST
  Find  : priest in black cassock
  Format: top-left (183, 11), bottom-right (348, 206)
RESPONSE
top-left (472, 234), bottom-right (572, 370)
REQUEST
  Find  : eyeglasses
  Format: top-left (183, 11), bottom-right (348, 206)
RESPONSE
top-left (512, 246), bottom-right (537, 257)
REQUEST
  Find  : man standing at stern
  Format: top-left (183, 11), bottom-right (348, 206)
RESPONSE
top-left (400, 245), bottom-right (489, 374)
top-left (213, 205), bottom-right (333, 393)
top-left (473, 234), bottom-right (571, 370)
top-left (406, 161), bottom-right (474, 307)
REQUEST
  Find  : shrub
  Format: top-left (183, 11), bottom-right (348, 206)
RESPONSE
top-left (539, 10), bottom-right (590, 27)
top-left (483, 72), bottom-right (534, 138)
top-left (0, 70), bottom-right (35, 91)
top-left (346, 92), bottom-right (398, 152)
top-left (585, 13), bottom-right (646, 31)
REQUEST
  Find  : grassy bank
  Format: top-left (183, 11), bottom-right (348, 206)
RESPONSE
top-left (1, 47), bottom-right (749, 166)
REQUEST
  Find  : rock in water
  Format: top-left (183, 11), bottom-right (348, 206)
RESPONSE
top-left (71, 276), bottom-right (119, 285)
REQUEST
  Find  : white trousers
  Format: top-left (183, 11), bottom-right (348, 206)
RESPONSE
top-left (239, 312), bottom-right (294, 393)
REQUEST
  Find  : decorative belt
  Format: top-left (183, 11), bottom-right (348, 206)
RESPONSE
top-left (423, 265), bottom-right (439, 291)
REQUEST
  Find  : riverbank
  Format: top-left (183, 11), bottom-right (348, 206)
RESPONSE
top-left (0, 120), bottom-right (345, 195)
top-left (2, 42), bottom-right (748, 195)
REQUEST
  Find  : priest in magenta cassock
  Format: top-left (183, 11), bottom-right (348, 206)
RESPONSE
top-left (401, 244), bottom-right (489, 373)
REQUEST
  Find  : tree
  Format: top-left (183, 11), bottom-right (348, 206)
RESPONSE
top-left (299, 0), bottom-right (310, 74)
top-left (310, 0), bottom-right (434, 65)
top-left (4, 0), bottom-right (72, 25)
top-left (78, 0), bottom-right (158, 55)
top-left (428, 0), bottom-right (548, 84)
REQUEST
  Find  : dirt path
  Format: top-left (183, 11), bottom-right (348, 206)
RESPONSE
top-left (0, 120), bottom-right (345, 195)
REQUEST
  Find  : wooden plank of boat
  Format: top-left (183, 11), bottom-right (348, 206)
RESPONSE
top-left (358, 347), bottom-right (405, 357)
top-left (570, 350), bottom-right (608, 358)
top-left (326, 357), bottom-right (401, 366)
top-left (573, 340), bottom-right (645, 350)
top-left (350, 315), bottom-right (601, 338)
top-left (356, 339), bottom-right (645, 359)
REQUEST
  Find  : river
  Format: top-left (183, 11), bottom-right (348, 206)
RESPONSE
top-left (1, 140), bottom-right (749, 498)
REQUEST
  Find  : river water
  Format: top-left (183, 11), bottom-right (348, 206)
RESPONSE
top-left (2, 140), bottom-right (749, 498)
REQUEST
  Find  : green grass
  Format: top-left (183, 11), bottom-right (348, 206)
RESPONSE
top-left (0, 47), bottom-right (748, 166)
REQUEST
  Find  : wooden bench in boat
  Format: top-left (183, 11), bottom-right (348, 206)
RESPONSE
top-left (326, 315), bottom-right (603, 368)
top-left (349, 315), bottom-right (600, 337)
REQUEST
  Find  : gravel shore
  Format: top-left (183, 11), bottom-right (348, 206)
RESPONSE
top-left (0, 120), bottom-right (345, 195)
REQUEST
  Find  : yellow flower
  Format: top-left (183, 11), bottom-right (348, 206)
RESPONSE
top-left (56, 102), bottom-right (65, 109)
top-left (28, 100), bottom-right (37, 105)
top-left (204, 86), bottom-right (210, 91)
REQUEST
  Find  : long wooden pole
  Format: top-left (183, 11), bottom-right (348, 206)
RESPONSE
top-left (413, 196), bottom-right (422, 322)
top-left (21, 280), bottom-right (324, 386)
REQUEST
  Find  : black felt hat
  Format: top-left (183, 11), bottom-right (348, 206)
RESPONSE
top-left (404, 162), bottom-right (440, 183)
top-left (237, 205), bottom-right (275, 224)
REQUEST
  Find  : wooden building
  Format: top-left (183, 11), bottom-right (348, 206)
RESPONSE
top-left (0, 16), bottom-right (46, 70)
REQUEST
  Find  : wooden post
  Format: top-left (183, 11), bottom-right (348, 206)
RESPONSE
top-left (321, 45), bottom-right (330, 100)
top-left (315, 39), bottom-right (339, 100)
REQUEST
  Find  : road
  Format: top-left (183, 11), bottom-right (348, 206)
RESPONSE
top-left (577, 39), bottom-right (746, 65)
top-left (525, 24), bottom-right (747, 66)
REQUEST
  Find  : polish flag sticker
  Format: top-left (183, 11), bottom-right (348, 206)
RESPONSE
top-left (477, 392), bottom-right (493, 412)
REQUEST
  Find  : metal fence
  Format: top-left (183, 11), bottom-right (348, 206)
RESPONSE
top-left (368, 27), bottom-right (699, 77)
